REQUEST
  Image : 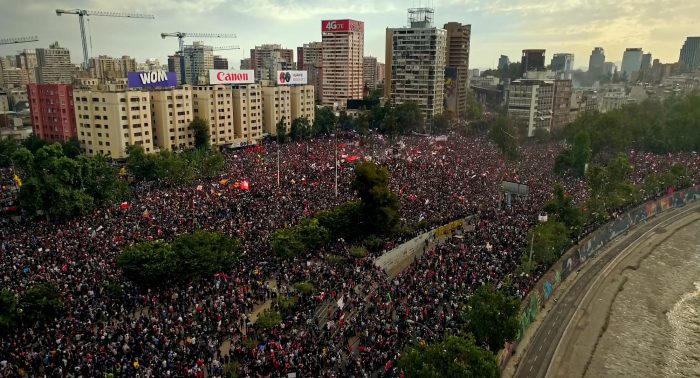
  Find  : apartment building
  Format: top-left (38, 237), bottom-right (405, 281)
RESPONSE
top-left (290, 85), bottom-right (315, 124)
top-left (261, 84), bottom-right (291, 135)
top-left (321, 19), bottom-right (364, 107)
top-left (192, 85), bottom-right (237, 146)
top-left (507, 78), bottom-right (554, 137)
top-left (150, 86), bottom-right (194, 151)
top-left (27, 83), bottom-right (77, 142)
top-left (232, 84), bottom-right (264, 143)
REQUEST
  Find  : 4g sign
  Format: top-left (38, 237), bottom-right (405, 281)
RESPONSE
top-left (322, 19), bottom-right (364, 33)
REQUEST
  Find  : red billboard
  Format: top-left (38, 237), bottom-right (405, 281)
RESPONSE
top-left (321, 19), bottom-right (364, 33)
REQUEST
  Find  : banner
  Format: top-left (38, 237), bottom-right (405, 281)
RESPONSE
top-left (277, 70), bottom-right (308, 85)
top-left (127, 71), bottom-right (177, 89)
top-left (209, 70), bottom-right (255, 85)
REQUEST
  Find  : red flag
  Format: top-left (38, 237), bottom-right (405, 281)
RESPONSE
top-left (119, 202), bottom-right (129, 209)
top-left (347, 155), bottom-right (360, 162)
top-left (241, 180), bottom-right (250, 191)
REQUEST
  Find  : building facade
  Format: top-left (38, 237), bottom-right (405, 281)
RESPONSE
top-left (321, 19), bottom-right (364, 107)
top-left (386, 10), bottom-right (446, 123)
top-left (444, 22), bottom-right (471, 118)
top-left (182, 42), bottom-right (214, 85)
top-left (261, 84), bottom-right (291, 135)
top-left (27, 83), bottom-right (77, 142)
top-left (15, 49), bottom-right (38, 83)
top-left (363, 56), bottom-right (378, 90)
top-left (232, 84), bottom-right (263, 143)
top-left (521, 49), bottom-right (546, 75)
top-left (1, 68), bottom-right (30, 88)
top-left (89, 55), bottom-right (137, 80)
top-left (551, 53), bottom-right (574, 72)
top-left (621, 48), bottom-right (643, 81)
top-left (551, 79), bottom-right (573, 131)
top-left (36, 42), bottom-right (76, 84)
top-left (150, 87), bottom-right (194, 151)
top-left (588, 47), bottom-right (605, 77)
top-left (213, 56), bottom-right (229, 70)
top-left (297, 42), bottom-right (323, 103)
top-left (240, 58), bottom-right (251, 70)
top-left (679, 37), bottom-right (700, 71)
top-left (498, 55), bottom-right (510, 70)
top-left (507, 78), bottom-right (554, 137)
top-left (290, 85), bottom-right (315, 124)
top-left (250, 44), bottom-right (294, 82)
top-left (73, 89), bottom-right (153, 158)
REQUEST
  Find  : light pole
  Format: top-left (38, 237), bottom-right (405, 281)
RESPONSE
top-left (334, 111), bottom-right (340, 198)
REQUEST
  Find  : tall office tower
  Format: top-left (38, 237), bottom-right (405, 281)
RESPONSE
top-left (167, 54), bottom-right (183, 83)
top-left (181, 42), bottom-right (214, 85)
top-left (444, 22), bottom-right (471, 118)
top-left (679, 37), bottom-right (700, 71)
top-left (36, 42), bottom-right (77, 84)
top-left (640, 53), bottom-right (652, 71)
top-left (386, 8), bottom-right (446, 123)
top-left (498, 55), bottom-right (510, 70)
top-left (27, 83), bottom-right (77, 142)
top-left (588, 47), bottom-right (605, 77)
top-left (239, 58), bottom-right (251, 70)
top-left (213, 56), bottom-right (229, 69)
top-left (250, 44), bottom-right (294, 82)
top-left (88, 55), bottom-right (137, 80)
top-left (551, 53), bottom-right (574, 72)
top-left (603, 62), bottom-right (616, 76)
top-left (507, 77), bottom-right (554, 137)
top-left (298, 42), bottom-right (323, 102)
top-left (363, 56), bottom-right (378, 90)
top-left (621, 48), bottom-right (643, 81)
top-left (520, 49), bottom-right (546, 75)
top-left (321, 19), bottom-right (364, 108)
top-left (150, 86), bottom-right (194, 151)
top-left (15, 49), bottom-right (38, 83)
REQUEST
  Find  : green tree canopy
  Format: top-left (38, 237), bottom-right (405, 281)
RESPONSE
top-left (276, 116), bottom-right (288, 144)
top-left (544, 184), bottom-right (584, 237)
top-left (20, 283), bottom-right (63, 323)
top-left (487, 115), bottom-right (519, 160)
top-left (352, 161), bottom-right (400, 235)
top-left (189, 117), bottom-right (210, 150)
top-left (290, 116), bottom-right (312, 141)
top-left (313, 107), bottom-right (337, 136)
top-left (459, 284), bottom-right (520, 352)
top-left (399, 335), bottom-right (500, 378)
top-left (527, 221), bottom-right (571, 265)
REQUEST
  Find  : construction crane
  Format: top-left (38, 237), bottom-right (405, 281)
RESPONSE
top-left (212, 46), bottom-right (240, 51)
top-left (0, 36), bottom-right (39, 46)
top-left (56, 8), bottom-right (155, 68)
top-left (161, 32), bottom-right (237, 84)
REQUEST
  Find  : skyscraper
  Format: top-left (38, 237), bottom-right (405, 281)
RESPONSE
top-left (363, 56), bottom-right (378, 90)
top-left (550, 53), bottom-right (574, 72)
top-left (621, 48), bottom-right (643, 81)
top-left (182, 42), bottom-right (214, 85)
top-left (679, 37), bottom-right (700, 71)
top-left (297, 42), bottom-right (323, 103)
top-left (498, 55), bottom-right (510, 70)
top-left (588, 47), bottom-right (605, 77)
top-left (213, 56), bottom-right (229, 69)
top-left (88, 55), bottom-right (136, 80)
top-left (386, 8), bottom-right (446, 123)
top-left (15, 49), bottom-right (37, 83)
top-left (444, 22), bottom-right (471, 118)
top-left (36, 42), bottom-right (77, 84)
top-left (321, 19), bottom-right (364, 108)
top-left (250, 44), bottom-right (294, 82)
top-left (521, 49), bottom-right (546, 75)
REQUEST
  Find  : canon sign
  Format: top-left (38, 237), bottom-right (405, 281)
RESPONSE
top-left (321, 19), bottom-right (363, 33)
top-left (277, 70), bottom-right (308, 85)
top-left (209, 69), bottom-right (255, 85)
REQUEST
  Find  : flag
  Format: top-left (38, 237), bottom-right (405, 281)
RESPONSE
top-left (241, 180), bottom-right (250, 191)
top-left (196, 185), bottom-right (204, 191)
top-left (120, 202), bottom-right (130, 209)
top-left (143, 210), bottom-right (150, 218)
top-left (347, 155), bottom-right (360, 162)
top-left (386, 292), bottom-right (392, 303)
top-left (13, 174), bottom-right (22, 188)
top-left (219, 179), bottom-right (229, 185)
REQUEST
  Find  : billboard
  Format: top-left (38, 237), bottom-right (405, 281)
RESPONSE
top-left (277, 70), bottom-right (308, 85)
top-left (444, 67), bottom-right (458, 117)
top-left (321, 19), bottom-right (364, 33)
top-left (209, 69), bottom-right (255, 85)
top-left (127, 71), bottom-right (177, 89)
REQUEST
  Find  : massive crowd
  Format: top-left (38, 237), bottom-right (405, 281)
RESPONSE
top-left (0, 133), bottom-right (698, 377)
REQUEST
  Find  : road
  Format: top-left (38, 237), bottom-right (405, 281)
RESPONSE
top-left (512, 202), bottom-right (700, 378)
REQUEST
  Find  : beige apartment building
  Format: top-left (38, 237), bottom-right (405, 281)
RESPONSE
top-left (232, 84), bottom-right (264, 144)
top-left (150, 86), bottom-right (194, 151)
top-left (262, 84), bottom-right (291, 135)
top-left (321, 20), bottom-right (364, 108)
top-left (74, 89), bottom-right (153, 158)
top-left (192, 85), bottom-right (238, 146)
top-left (290, 85), bottom-right (315, 124)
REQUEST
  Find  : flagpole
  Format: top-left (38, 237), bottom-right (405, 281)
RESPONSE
top-left (277, 133), bottom-right (280, 188)
top-left (334, 124), bottom-right (338, 198)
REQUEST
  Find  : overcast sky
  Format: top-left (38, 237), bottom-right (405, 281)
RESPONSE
top-left (1, 0), bottom-right (697, 70)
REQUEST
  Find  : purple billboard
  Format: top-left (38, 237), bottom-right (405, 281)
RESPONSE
top-left (127, 71), bottom-right (177, 89)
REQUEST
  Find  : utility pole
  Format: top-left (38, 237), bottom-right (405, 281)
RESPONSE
top-left (277, 133), bottom-right (281, 188)
top-left (334, 124), bottom-right (339, 198)
top-left (529, 232), bottom-right (535, 262)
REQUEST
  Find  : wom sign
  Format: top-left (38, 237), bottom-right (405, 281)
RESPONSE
top-left (127, 71), bottom-right (177, 89)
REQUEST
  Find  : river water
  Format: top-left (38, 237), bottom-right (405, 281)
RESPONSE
top-left (585, 218), bottom-right (700, 378)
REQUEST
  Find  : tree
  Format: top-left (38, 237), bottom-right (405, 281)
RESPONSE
top-left (316, 201), bottom-right (363, 241)
top-left (270, 218), bottom-right (330, 258)
top-left (255, 309), bottom-right (282, 330)
top-left (527, 221), bottom-right (571, 265)
top-left (464, 90), bottom-right (484, 120)
top-left (399, 335), bottom-right (500, 378)
top-left (433, 113), bottom-right (450, 134)
top-left (189, 117), bottom-right (210, 150)
top-left (276, 116), bottom-right (287, 144)
top-left (487, 115), bottom-right (519, 160)
top-left (61, 138), bottom-right (82, 158)
top-left (555, 131), bottom-right (592, 176)
top-left (352, 161), bottom-right (400, 235)
top-left (460, 285), bottom-right (520, 352)
top-left (290, 117), bottom-right (311, 141)
top-left (544, 184), bottom-right (584, 237)
top-left (20, 283), bottom-right (63, 323)
top-left (0, 289), bottom-right (18, 332)
top-left (313, 107), bottom-right (337, 136)
top-left (395, 101), bottom-right (424, 134)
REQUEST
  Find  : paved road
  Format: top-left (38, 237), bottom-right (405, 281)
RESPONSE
top-left (513, 203), bottom-right (700, 378)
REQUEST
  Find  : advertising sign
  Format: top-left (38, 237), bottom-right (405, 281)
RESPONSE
top-left (277, 70), bottom-right (308, 85)
top-left (127, 71), bottom-right (177, 89)
top-left (444, 67), bottom-right (458, 117)
top-left (321, 19), bottom-right (364, 33)
top-left (209, 69), bottom-right (255, 85)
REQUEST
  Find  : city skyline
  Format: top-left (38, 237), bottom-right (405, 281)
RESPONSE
top-left (1, 0), bottom-right (697, 70)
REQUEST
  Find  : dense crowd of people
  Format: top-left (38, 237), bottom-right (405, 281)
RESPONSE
top-left (0, 132), bottom-right (698, 377)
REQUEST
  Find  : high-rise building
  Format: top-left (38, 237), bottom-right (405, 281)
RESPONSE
top-left (297, 42), bottom-right (323, 103)
top-left (250, 44), bottom-right (294, 82)
top-left (498, 55), bottom-right (510, 70)
top-left (213, 56), bottom-right (229, 70)
top-left (27, 83), bottom-right (77, 142)
top-left (521, 49), bottom-right (546, 75)
top-left (679, 37), bottom-right (700, 71)
top-left (73, 89), bottom-right (153, 158)
top-left (603, 62), bottom-right (616, 76)
top-left (363, 56), bottom-right (378, 90)
top-left (240, 58), bottom-right (251, 70)
top-left (444, 21), bottom-right (471, 118)
top-left (386, 8), bottom-right (446, 123)
top-left (181, 42), bottom-right (214, 85)
top-left (1, 68), bottom-right (30, 88)
top-left (321, 19), bottom-right (364, 107)
top-left (621, 48), bottom-right (643, 81)
top-left (507, 77), bottom-right (554, 137)
top-left (376, 62), bottom-right (385, 89)
top-left (261, 84), bottom-right (291, 135)
top-left (640, 53), bottom-right (652, 71)
top-left (290, 85), bottom-right (316, 124)
top-left (192, 85), bottom-right (240, 146)
top-left (138, 58), bottom-right (162, 72)
top-left (588, 47), bottom-right (605, 77)
top-left (551, 79), bottom-right (573, 132)
top-left (232, 84), bottom-right (263, 143)
top-left (15, 49), bottom-right (38, 83)
top-left (150, 87), bottom-right (194, 151)
top-left (88, 55), bottom-right (136, 80)
top-left (167, 54), bottom-right (182, 83)
top-left (36, 42), bottom-right (76, 84)
top-left (550, 53), bottom-right (574, 72)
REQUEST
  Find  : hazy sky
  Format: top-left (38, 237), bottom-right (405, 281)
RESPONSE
top-left (1, 0), bottom-right (697, 70)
